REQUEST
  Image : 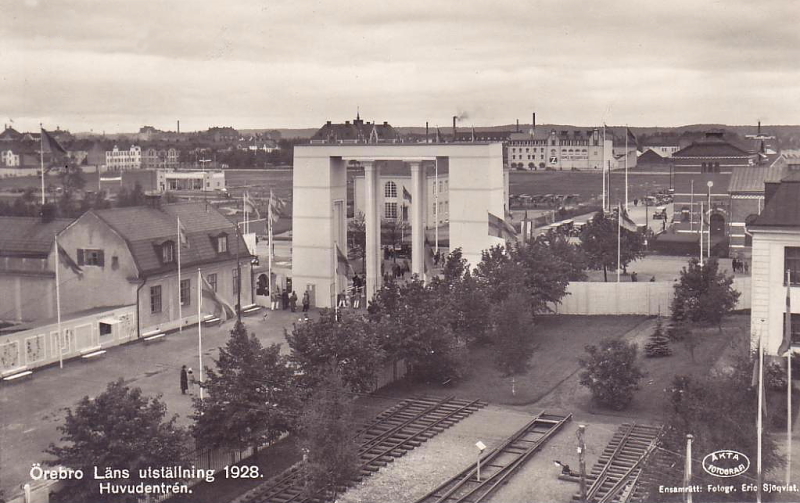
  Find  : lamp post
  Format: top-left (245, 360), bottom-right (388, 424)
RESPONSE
top-left (475, 441), bottom-right (486, 481)
top-left (707, 181), bottom-right (713, 263)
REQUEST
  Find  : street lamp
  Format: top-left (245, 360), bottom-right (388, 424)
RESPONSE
top-left (475, 441), bottom-right (486, 481)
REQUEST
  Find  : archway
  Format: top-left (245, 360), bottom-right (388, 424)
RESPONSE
top-left (710, 213), bottom-right (726, 237)
top-left (256, 274), bottom-right (268, 296)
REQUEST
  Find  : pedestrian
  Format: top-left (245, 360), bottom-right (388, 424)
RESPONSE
top-left (289, 291), bottom-right (298, 312)
top-left (282, 289), bottom-right (289, 310)
top-left (630, 271), bottom-right (638, 282)
top-left (744, 260), bottom-right (749, 274)
top-left (732, 257), bottom-right (739, 273)
top-left (649, 276), bottom-right (656, 282)
top-left (633, 199), bottom-right (638, 207)
top-left (337, 290), bottom-right (347, 308)
top-left (186, 368), bottom-right (194, 395)
top-left (180, 365), bottom-right (188, 395)
top-left (383, 271), bottom-right (390, 284)
top-left (302, 290), bottom-right (310, 312)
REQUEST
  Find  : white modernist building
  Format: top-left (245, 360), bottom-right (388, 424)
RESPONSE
top-left (292, 143), bottom-right (506, 307)
top-left (156, 169), bottom-right (226, 192)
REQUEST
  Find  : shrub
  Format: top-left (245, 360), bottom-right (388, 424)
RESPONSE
top-left (579, 338), bottom-right (644, 410)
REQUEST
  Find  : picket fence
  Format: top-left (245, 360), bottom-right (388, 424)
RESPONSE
top-left (550, 277), bottom-right (751, 316)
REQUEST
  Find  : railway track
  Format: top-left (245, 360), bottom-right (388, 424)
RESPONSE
top-left (413, 411), bottom-right (572, 503)
top-left (234, 395), bottom-right (487, 503)
top-left (574, 423), bottom-right (661, 503)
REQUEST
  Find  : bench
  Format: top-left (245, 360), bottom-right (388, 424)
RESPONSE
top-left (241, 304), bottom-right (262, 316)
top-left (203, 315), bottom-right (221, 326)
top-left (2, 366), bottom-right (32, 382)
top-left (80, 347), bottom-right (107, 359)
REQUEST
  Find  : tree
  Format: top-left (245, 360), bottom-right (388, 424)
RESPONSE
top-left (671, 258), bottom-right (740, 328)
top-left (514, 235), bottom-right (585, 313)
top-left (348, 211), bottom-right (367, 272)
top-left (117, 182), bottom-right (145, 207)
top-left (369, 279), bottom-right (466, 382)
top-left (659, 358), bottom-right (783, 502)
top-left (193, 322), bottom-right (297, 456)
top-left (286, 311), bottom-right (385, 393)
top-left (59, 165), bottom-right (86, 192)
top-left (432, 249), bottom-right (491, 346)
top-left (644, 317), bottom-right (672, 357)
top-left (579, 338), bottom-right (644, 410)
top-left (579, 210), bottom-right (645, 282)
top-left (46, 379), bottom-right (187, 503)
top-left (298, 367), bottom-right (359, 500)
top-left (492, 289), bottom-right (535, 375)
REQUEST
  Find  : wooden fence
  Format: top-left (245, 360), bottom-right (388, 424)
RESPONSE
top-left (550, 277), bottom-right (750, 316)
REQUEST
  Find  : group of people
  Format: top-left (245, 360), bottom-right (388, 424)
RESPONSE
top-left (269, 286), bottom-right (310, 312)
top-left (179, 365), bottom-right (195, 395)
top-left (338, 273), bottom-right (364, 309)
top-left (732, 257), bottom-right (749, 274)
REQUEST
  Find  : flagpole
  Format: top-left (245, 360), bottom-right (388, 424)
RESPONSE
top-left (55, 234), bottom-right (63, 369)
top-left (757, 317), bottom-right (764, 503)
top-left (625, 126), bottom-right (629, 212)
top-left (268, 189), bottom-right (274, 308)
top-left (617, 203), bottom-right (621, 283)
top-left (177, 217), bottom-right (182, 333)
top-left (197, 268), bottom-right (204, 401)
top-left (699, 202), bottom-right (704, 267)
top-left (690, 180), bottom-right (694, 232)
top-left (333, 240), bottom-right (339, 319)
top-left (435, 159), bottom-right (439, 254)
top-left (40, 125), bottom-right (45, 206)
top-left (787, 269), bottom-right (793, 486)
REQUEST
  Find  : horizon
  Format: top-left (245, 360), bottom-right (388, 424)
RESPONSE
top-left (2, 1), bottom-right (798, 134)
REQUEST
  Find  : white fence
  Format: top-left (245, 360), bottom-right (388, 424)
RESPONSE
top-left (551, 277), bottom-right (751, 316)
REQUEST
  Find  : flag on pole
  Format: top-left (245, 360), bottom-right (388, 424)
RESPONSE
top-left (177, 217), bottom-right (189, 247)
top-left (626, 127), bottom-right (637, 145)
top-left (267, 189), bottom-right (286, 225)
top-left (41, 128), bottom-right (67, 156)
top-left (488, 212), bottom-right (518, 241)
top-left (423, 236), bottom-right (436, 274)
top-left (243, 191), bottom-right (260, 220)
top-left (618, 209), bottom-right (638, 233)
top-left (201, 274), bottom-right (236, 322)
top-left (335, 243), bottom-right (353, 278)
top-left (403, 186), bottom-right (413, 203)
top-left (779, 269), bottom-right (793, 355)
top-left (57, 243), bottom-right (83, 276)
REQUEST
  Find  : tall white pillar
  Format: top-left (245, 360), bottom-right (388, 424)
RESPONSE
top-left (410, 161), bottom-right (424, 277)
top-left (373, 163), bottom-right (382, 291)
top-left (364, 161), bottom-right (379, 299)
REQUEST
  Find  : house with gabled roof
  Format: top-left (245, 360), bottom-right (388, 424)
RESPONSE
top-left (56, 200), bottom-right (253, 334)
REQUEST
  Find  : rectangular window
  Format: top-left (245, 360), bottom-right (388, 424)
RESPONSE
top-left (786, 247), bottom-right (800, 285)
top-left (150, 285), bottom-right (162, 314)
top-left (785, 314), bottom-right (800, 344)
top-left (78, 249), bottom-right (104, 267)
top-left (162, 243), bottom-right (174, 263)
top-left (385, 202), bottom-right (398, 219)
top-left (232, 268), bottom-right (240, 295)
top-left (208, 273), bottom-right (218, 292)
top-left (217, 235), bottom-right (228, 253)
top-left (180, 279), bottom-right (190, 306)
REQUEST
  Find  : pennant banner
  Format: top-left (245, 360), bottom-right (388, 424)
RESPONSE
top-left (201, 274), bottom-right (236, 322)
top-left (488, 212), bottom-right (518, 241)
top-left (58, 244), bottom-right (83, 276)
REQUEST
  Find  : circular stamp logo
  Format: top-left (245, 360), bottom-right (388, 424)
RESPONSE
top-left (702, 450), bottom-right (750, 478)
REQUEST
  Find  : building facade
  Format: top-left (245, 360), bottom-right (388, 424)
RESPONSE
top-left (156, 169), bottom-right (226, 192)
top-left (142, 147), bottom-right (179, 169)
top-left (56, 202), bottom-right (253, 335)
top-left (506, 129), bottom-right (613, 171)
top-left (748, 175), bottom-right (800, 356)
top-left (105, 145), bottom-right (142, 171)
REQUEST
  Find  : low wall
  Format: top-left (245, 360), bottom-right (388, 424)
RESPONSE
top-left (551, 277), bottom-right (750, 315)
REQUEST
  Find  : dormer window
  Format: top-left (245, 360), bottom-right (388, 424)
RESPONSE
top-left (161, 241), bottom-right (175, 263)
top-left (216, 234), bottom-right (228, 253)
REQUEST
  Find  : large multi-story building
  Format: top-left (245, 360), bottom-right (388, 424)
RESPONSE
top-left (505, 128), bottom-right (614, 171)
top-left (142, 147), bottom-right (179, 169)
top-left (311, 114), bottom-right (399, 144)
top-left (105, 145), bottom-right (142, 171)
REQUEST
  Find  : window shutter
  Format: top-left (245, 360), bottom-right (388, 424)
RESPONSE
top-left (77, 249), bottom-right (84, 265)
top-left (98, 250), bottom-right (105, 267)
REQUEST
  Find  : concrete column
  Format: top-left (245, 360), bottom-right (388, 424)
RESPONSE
top-left (373, 162), bottom-right (383, 291)
top-left (410, 161), bottom-right (424, 277)
top-left (364, 161), bottom-right (379, 299)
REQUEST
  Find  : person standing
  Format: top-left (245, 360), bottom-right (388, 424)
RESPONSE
top-left (289, 291), bottom-right (298, 312)
top-left (186, 368), bottom-right (195, 395)
top-left (282, 289), bottom-right (289, 310)
top-left (180, 365), bottom-right (188, 395)
top-left (302, 290), bottom-right (310, 312)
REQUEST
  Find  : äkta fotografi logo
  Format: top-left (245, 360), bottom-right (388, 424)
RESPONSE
top-left (702, 450), bottom-right (750, 478)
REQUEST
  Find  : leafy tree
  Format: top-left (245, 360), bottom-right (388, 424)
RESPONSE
top-left (369, 279), bottom-right (466, 382)
top-left (473, 245), bottom-right (517, 304)
top-left (46, 379), bottom-right (188, 503)
top-left (579, 210), bottom-right (645, 282)
top-left (492, 289), bottom-right (535, 375)
top-left (348, 211), bottom-right (366, 272)
top-left (286, 311), bottom-right (385, 393)
top-left (671, 258), bottom-right (740, 328)
top-left (644, 317), bottom-right (672, 357)
top-left (659, 357), bottom-right (783, 502)
top-left (59, 165), bottom-right (86, 192)
top-left (298, 367), bottom-right (359, 500)
top-left (193, 322), bottom-right (297, 456)
top-left (432, 249), bottom-right (491, 346)
top-left (579, 338), bottom-right (644, 410)
top-left (536, 231), bottom-right (588, 281)
top-left (514, 235), bottom-right (584, 313)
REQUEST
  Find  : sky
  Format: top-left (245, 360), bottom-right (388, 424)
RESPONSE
top-left (1, 0), bottom-right (798, 133)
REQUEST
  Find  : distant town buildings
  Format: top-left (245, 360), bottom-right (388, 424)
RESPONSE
top-left (105, 145), bottom-right (142, 171)
top-left (311, 114), bottom-right (399, 144)
top-left (142, 147), bottom-right (179, 170)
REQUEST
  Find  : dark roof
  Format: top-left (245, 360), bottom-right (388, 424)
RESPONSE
top-left (0, 217), bottom-right (73, 258)
top-left (312, 117), bottom-right (398, 143)
top-left (0, 127), bottom-right (23, 141)
top-left (636, 149), bottom-right (669, 165)
top-left (752, 178), bottom-right (800, 227)
top-left (673, 132), bottom-right (753, 158)
top-left (90, 202), bottom-right (251, 275)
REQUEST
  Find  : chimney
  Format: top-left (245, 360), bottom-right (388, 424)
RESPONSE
top-left (532, 112), bottom-right (536, 130)
top-left (516, 119), bottom-right (520, 133)
top-left (757, 120), bottom-right (761, 135)
top-left (426, 121), bottom-right (429, 143)
top-left (177, 120), bottom-right (180, 134)
top-left (452, 116), bottom-right (457, 142)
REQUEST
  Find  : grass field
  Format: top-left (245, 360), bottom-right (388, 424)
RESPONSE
top-left (509, 170), bottom-right (672, 206)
